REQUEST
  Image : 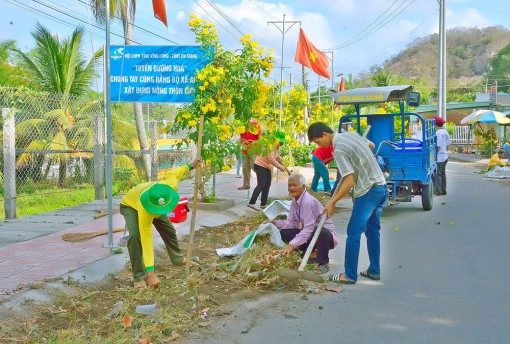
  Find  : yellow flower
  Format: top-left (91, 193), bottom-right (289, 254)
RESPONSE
top-left (199, 85), bottom-right (205, 91)
top-left (221, 165), bottom-right (230, 172)
top-left (188, 119), bottom-right (198, 127)
top-left (211, 117), bottom-right (219, 124)
top-left (182, 113), bottom-right (191, 119)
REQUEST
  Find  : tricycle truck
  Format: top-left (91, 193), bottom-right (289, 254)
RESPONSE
top-left (331, 85), bottom-right (437, 210)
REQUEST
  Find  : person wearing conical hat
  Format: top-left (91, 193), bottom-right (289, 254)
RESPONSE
top-left (120, 158), bottom-right (201, 289)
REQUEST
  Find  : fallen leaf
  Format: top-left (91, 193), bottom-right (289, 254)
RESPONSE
top-left (138, 338), bottom-right (150, 344)
top-left (199, 320), bottom-right (213, 327)
top-left (325, 286), bottom-right (342, 293)
top-left (435, 221), bottom-right (440, 225)
top-left (474, 211), bottom-right (480, 215)
top-left (450, 221), bottom-right (455, 225)
top-left (122, 316), bottom-right (132, 329)
top-left (394, 227), bottom-right (399, 231)
top-left (441, 202), bottom-right (446, 205)
top-left (244, 225), bottom-right (250, 233)
top-left (171, 332), bottom-right (180, 341)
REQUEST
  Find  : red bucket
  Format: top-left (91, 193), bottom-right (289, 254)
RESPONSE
top-left (168, 196), bottom-right (189, 223)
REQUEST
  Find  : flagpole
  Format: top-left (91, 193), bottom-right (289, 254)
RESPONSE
top-left (268, 15), bottom-right (301, 129)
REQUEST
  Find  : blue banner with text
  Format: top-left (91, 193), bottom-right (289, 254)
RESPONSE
top-left (110, 45), bottom-right (213, 103)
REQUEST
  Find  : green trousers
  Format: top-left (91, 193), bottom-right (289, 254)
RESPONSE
top-left (120, 204), bottom-right (183, 282)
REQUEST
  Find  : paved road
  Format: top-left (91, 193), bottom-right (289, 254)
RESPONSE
top-left (182, 161), bottom-right (510, 344)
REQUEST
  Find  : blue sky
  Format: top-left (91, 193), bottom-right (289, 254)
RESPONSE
top-left (1, 0), bottom-right (510, 91)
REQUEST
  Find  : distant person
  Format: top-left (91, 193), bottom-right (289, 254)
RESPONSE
top-left (248, 131), bottom-right (291, 210)
top-left (502, 139), bottom-right (510, 163)
top-left (264, 173), bottom-right (338, 274)
top-left (120, 158), bottom-right (201, 289)
top-left (308, 122), bottom-right (388, 285)
top-left (487, 149), bottom-right (509, 170)
top-left (433, 116), bottom-right (450, 196)
top-left (311, 146), bottom-right (334, 194)
top-left (238, 120), bottom-right (261, 190)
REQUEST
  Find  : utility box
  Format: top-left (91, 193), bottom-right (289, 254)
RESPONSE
top-left (168, 196), bottom-right (189, 223)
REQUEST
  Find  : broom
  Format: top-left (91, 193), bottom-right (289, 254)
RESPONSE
top-left (62, 228), bottom-right (125, 243)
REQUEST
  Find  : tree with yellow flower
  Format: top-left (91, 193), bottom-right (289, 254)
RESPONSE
top-left (170, 15), bottom-right (275, 201)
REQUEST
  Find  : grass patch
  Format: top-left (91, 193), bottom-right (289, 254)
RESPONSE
top-left (0, 186), bottom-right (95, 220)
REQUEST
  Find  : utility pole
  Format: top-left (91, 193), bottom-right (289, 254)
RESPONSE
top-left (322, 50), bottom-right (334, 90)
top-left (437, 0), bottom-right (446, 120)
top-left (268, 14), bottom-right (301, 129)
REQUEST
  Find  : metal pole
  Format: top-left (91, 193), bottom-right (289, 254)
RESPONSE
top-left (437, 0), bottom-right (446, 120)
top-left (103, 0), bottom-right (116, 249)
top-left (268, 15), bottom-right (301, 129)
top-left (279, 14), bottom-right (286, 129)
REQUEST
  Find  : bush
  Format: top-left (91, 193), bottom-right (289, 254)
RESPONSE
top-left (281, 144), bottom-right (313, 167)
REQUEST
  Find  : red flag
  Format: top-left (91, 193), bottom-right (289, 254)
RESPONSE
top-left (153, 0), bottom-right (168, 27)
top-left (294, 28), bottom-right (330, 79)
top-left (335, 77), bottom-right (345, 111)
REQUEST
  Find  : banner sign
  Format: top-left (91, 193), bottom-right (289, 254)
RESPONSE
top-left (110, 45), bottom-right (213, 103)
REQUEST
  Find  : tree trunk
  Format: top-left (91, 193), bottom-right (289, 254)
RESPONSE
top-left (125, 16), bottom-right (151, 180)
top-left (58, 157), bottom-right (67, 187)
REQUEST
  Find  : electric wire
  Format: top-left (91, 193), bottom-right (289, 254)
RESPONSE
top-left (331, 0), bottom-right (416, 50)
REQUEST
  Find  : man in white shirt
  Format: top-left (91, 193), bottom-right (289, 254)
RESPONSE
top-left (433, 116), bottom-right (450, 196)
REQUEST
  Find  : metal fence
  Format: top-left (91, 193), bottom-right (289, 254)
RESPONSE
top-left (450, 125), bottom-right (474, 144)
top-left (0, 87), bottom-right (192, 220)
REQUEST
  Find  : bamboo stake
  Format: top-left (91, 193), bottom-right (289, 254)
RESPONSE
top-left (62, 228), bottom-right (125, 242)
top-left (185, 115), bottom-right (204, 278)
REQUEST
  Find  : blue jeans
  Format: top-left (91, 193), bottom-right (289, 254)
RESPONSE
top-left (311, 155), bottom-right (331, 192)
top-left (503, 143), bottom-right (510, 162)
top-left (344, 184), bottom-right (388, 281)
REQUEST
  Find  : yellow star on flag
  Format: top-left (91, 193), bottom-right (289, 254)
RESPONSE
top-left (309, 51), bottom-right (318, 63)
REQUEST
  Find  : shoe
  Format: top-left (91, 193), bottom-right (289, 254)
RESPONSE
top-left (133, 280), bottom-right (147, 289)
top-left (328, 272), bottom-right (355, 284)
top-left (324, 191), bottom-right (333, 197)
top-left (360, 269), bottom-right (380, 280)
top-left (306, 258), bottom-right (318, 264)
top-left (238, 185), bottom-right (250, 190)
top-left (247, 204), bottom-right (260, 211)
top-left (260, 204), bottom-right (267, 209)
top-left (314, 264), bottom-right (329, 274)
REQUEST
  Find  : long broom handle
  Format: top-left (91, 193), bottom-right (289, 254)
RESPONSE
top-left (297, 213), bottom-right (328, 272)
top-left (185, 115), bottom-right (204, 278)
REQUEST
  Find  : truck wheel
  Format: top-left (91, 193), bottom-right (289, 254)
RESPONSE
top-left (421, 182), bottom-right (433, 210)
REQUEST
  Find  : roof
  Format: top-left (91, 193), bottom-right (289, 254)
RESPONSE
top-left (331, 85), bottom-right (413, 105)
top-left (415, 101), bottom-right (492, 114)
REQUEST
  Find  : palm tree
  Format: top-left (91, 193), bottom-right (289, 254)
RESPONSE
top-left (12, 23), bottom-right (103, 186)
top-left (90, 0), bottom-right (152, 180)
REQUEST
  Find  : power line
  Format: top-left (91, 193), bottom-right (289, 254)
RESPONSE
top-left (330, 0), bottom-right (415, 50)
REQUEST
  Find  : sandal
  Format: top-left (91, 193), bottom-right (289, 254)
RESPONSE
top-left (314, 264), bottom-right (329, 274)
top-left (238, 185), bottom-right (250, 190)
top-left (328, 272), bottom-right (355, 284)
top-left (360, 269), bottom-right (380, 280)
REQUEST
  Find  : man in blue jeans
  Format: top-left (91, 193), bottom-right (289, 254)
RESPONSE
top-left (308, 122), bottom-right (388, 284)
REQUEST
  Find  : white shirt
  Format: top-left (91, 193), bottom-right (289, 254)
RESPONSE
top-left (436, 127), bottom-right (450, 163)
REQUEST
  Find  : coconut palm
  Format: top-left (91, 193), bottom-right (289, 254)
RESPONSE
top-left (11, 23), bottom-right (103, 186)
top-left (90, 0), bottom-right (152, 180)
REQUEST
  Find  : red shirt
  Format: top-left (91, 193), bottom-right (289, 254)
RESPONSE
top-left (313, 146), bottom-right (334, 165)
top-left (240, 122), bottom-right (261, 155)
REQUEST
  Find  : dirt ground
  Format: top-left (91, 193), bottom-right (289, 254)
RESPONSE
top-left (0, 192), bottom-right (335, 344)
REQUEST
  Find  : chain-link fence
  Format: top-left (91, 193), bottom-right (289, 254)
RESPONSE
top-left (0, 87), bottom-right (192, 220)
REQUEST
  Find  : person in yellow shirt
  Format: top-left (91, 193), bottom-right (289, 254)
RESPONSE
top-left (120, 158), bottom-right (200, 289)
top-left (487, 149), bottom-right (509, 170)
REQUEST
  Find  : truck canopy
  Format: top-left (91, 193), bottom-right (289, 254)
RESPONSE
top-left (331, 85), bottom-right (413, 105)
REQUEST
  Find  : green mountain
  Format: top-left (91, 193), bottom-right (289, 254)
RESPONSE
top-left (382, 26), bottom-right (510, 88)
